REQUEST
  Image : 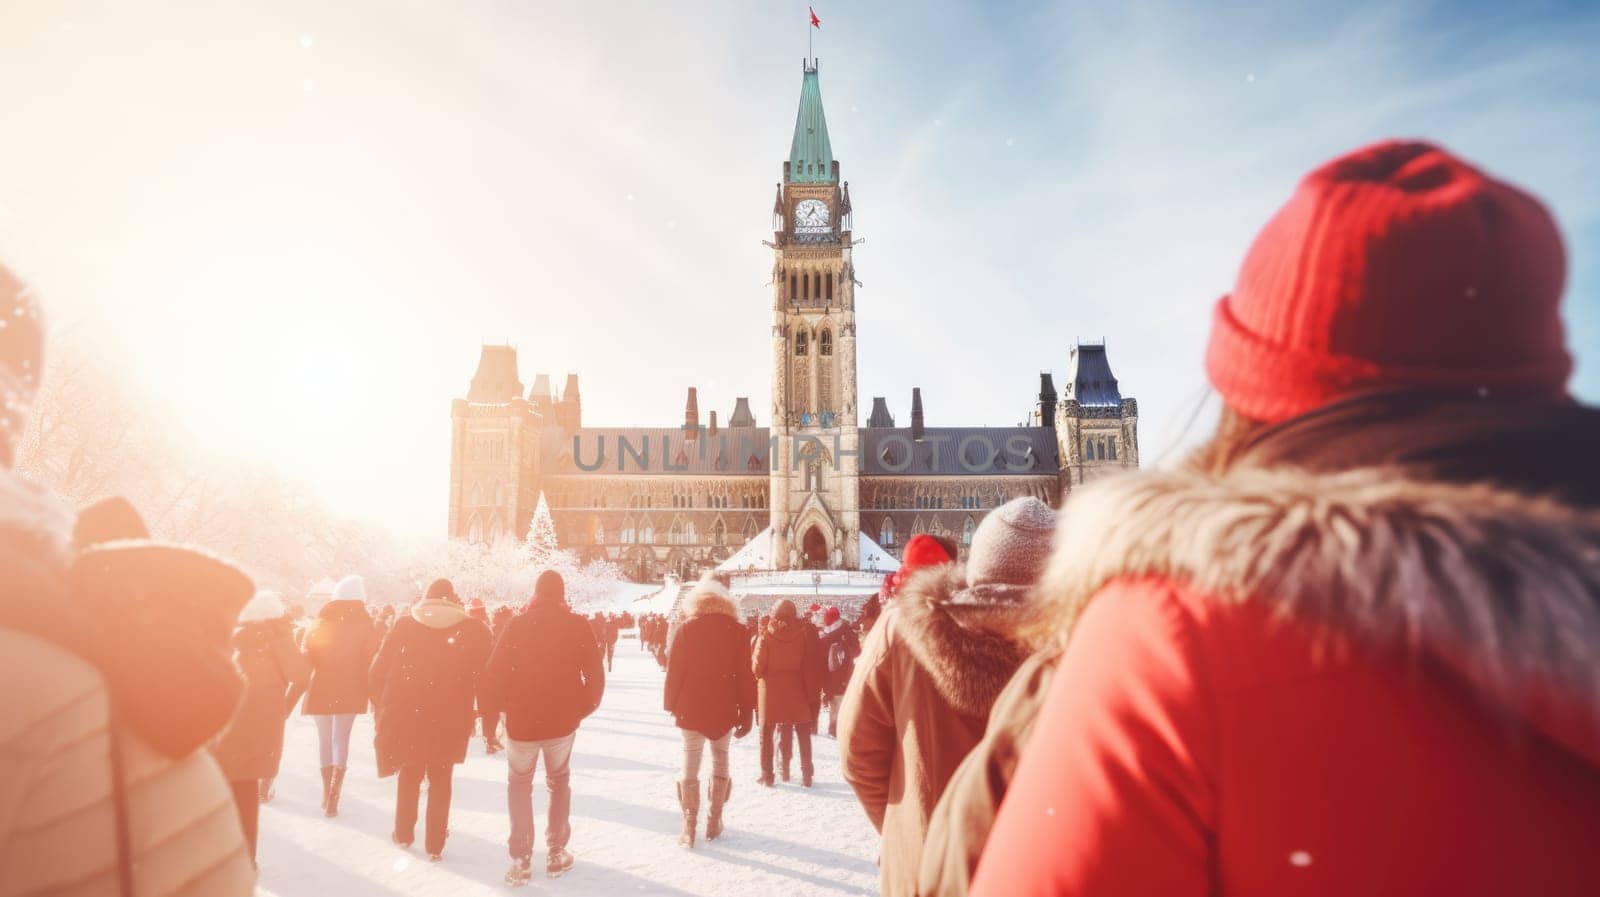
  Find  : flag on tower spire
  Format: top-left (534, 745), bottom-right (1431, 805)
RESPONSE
top-left (810, 7), bottom-right (820, 28)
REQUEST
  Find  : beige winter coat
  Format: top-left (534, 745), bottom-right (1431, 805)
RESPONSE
top-left (837, 565), bottom-right (1032, 897)
top-left (0, 474), bottom-right (255, 897)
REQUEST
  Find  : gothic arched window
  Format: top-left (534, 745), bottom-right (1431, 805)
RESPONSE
top-left (962, 516), bottom-right (976, 546)
top-left (820, 330), bottom-right (833, 356)
top-left (795, 330), bottom-right (809, 356)
top-left (880, 517), bottom-right (896, 547)
top-left (789, 272), bottom-right (797, 302)
top-left (1107, 437), bottom-right (1118, 460)
top-left (713, 519), bottom-right (726, 546)
top-left (467, 515), bottom-right (483, 544)
top-left (1084, 438), bottom-right (1096, 461)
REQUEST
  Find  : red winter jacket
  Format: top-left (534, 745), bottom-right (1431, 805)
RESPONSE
top-left (972, 459), bottom-right (1600, 896)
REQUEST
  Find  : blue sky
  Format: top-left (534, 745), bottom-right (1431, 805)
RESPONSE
top-left (1, 0), bottom-right (1595, 531)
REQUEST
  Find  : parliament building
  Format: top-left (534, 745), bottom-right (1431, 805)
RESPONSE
top-left (448, 59), bottom-right (1139, 583)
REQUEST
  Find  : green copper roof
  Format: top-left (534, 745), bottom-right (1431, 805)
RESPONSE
top-left (788, 62), bottom-right (835, 183)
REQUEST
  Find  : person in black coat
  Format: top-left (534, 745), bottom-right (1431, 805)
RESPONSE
top-left (301, 574), bottom-right (381, 816)
top-left (211, 590), bottom-right (310, 862)
top-left (368, 579), bottom-right (492, 861)
top-left (480, 571), bottom-right (604, 882)
top-left (663, 574), bottom-right (756, 848)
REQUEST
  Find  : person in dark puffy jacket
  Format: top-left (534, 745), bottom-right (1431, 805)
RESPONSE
top-left (301, 574), bottom-right (380, 817)
top-left (816, 606), bottom-right (860, 738)
top-left (663, 574), bottom-right (756, 847)
top-left (480, 570), bottom-right (604, 883)
top-left (752, 600), bottom-right (821, 787)
top-left (369, 578), bottom-right (492, 861)
top-left (211, 590), bottom-right (310, 862)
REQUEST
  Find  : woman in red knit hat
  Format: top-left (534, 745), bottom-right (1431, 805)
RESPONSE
top-left (963, 141), bottom-right (1600, 897)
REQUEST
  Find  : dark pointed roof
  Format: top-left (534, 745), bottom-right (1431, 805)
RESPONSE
top-left (466, 345), bottom-right (523, 404)
top-left (788, 62), bottom-right (835, 184)
top-left (866, 397), bottom-right (895, 428)
top-left (729, 397), bottom-right (756, 428)
top-left (1065, 343), bottom-right (1122, 407)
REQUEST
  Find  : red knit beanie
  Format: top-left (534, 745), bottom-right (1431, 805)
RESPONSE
top-left (1207, 140), bottom-right (1570, 423)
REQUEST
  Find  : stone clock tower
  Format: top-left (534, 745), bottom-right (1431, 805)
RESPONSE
top-left (768, 59), bottom-right (860, 570)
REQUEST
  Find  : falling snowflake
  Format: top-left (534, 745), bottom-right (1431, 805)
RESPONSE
top-left (300, 33), bottom-right (315, 50)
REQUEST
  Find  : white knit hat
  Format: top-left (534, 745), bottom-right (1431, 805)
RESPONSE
top-left (332, 574), bottom-right (368, 602)
top-left (955, 497), bottom-right (1057, 604)
top-left (238, 589), bottom-right (286, 623)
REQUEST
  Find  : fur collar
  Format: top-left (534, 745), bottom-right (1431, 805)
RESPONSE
top-left (411, 598), bottom-right (469, 629)
top-left (1033, 466), bottom-right (1600, 721)
top-left (892, 565), bottom-right (1032, 717)
top-left (683, 589), bottom-right (738, 620)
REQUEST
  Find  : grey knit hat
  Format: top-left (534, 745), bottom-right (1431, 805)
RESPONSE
top-left (954, 497), bottom-right (1057, 604)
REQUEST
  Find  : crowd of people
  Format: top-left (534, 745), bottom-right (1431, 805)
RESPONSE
top-left (3, 138), bottom-right (1599, 895)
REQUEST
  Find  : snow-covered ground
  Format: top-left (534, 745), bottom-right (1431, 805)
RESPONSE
top-left (256, 639), bottom-right (881, 896)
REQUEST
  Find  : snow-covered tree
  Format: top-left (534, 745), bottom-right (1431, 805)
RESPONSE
top-left (528, 491), bottom-right (558, 555)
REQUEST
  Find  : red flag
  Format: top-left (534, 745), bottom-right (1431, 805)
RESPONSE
top-left (809, 7), bottom-right (821, 28)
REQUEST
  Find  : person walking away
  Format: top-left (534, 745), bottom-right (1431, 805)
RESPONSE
top-left (369, 578), bottom-right (492, 862)
top-left (663, 574), bottom-right (757, 847)
top-left (838, 497), bottom-right (1054, 897)
top-left (301, 573), bottom-right (380, 817)
top-left (752, 599), bottom-right (821, 786)
top-left (603, 614), bottom-right (619, 672)
top-left (211, 590), bottom-right (311, 864)
top-left (817, 606), bottom-right (860, 737)
top-left (481, 570), bottom-right (605, 885)
top-left (970, 141), bottom-right (1600, 897)
top-left (0, 270), bottom-right (260, 893)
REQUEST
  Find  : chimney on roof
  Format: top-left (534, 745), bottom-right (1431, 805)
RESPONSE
top-left (708, 411), bottom-right (719, 438)
top-left (911, 388), bottom-right (925, 442)
top-left (685, 387), bottom-right (700, 439)
top-left (1038, 372), bottom-right (1057, 429)
top-left (729, 397), bottom-right (756, 428)
top-left (866, 397), bottom-right (895, 428)
top-left (558, 374), bottom-right (581, 430)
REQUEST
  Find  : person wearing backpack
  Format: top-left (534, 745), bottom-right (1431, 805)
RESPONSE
top-left (817, 606), bottom-right (859, 738)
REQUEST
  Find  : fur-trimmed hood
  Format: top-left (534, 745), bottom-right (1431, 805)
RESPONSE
top-left (1032, 464), bottom-right (1600, 762)
top-left (683, 589), bottom-right (738, 621)
top-left (892, 564), bottom-right (1032, 718)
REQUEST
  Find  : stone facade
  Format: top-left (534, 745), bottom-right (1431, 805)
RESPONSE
top-left (446, 60), bottom-right (1139, 582)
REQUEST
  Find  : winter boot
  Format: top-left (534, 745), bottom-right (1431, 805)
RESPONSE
top-left (546, 847), bottom-right (575, 878)
top-left (325, 766), bottom-right (347, 818)
top-left (676, 780), bottom-right (700, 849)
top-left (504, 856), bottom-right (533, 887)
top-left (706, 776), bottom-right (733, 842)
top-left (319, 766), bottom-right (334, 813)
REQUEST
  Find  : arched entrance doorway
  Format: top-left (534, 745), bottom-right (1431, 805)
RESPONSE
top-left (802, 525), bottom-right (829, 570)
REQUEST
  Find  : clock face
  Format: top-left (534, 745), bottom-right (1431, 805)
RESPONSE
top-left (793, 199), bottom-right (830, 232)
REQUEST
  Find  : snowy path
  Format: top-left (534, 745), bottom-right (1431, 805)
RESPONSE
top-left (257, 641), bottom-right (881, 896)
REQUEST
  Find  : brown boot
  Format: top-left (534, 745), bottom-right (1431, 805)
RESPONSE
top-left (319, 766), bottom-right (334, 813)
top-left (676, 781), bottom-right (700, 849)
top-left (705, 776), bottom-right (732, 841)
top-left (325, 766), bottom-right (347, 818)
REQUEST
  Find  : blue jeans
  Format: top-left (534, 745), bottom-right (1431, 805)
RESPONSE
top-left (506, 733), bottom-right (575, 858)
top-left (314, 713), bottom-right (357, 767)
